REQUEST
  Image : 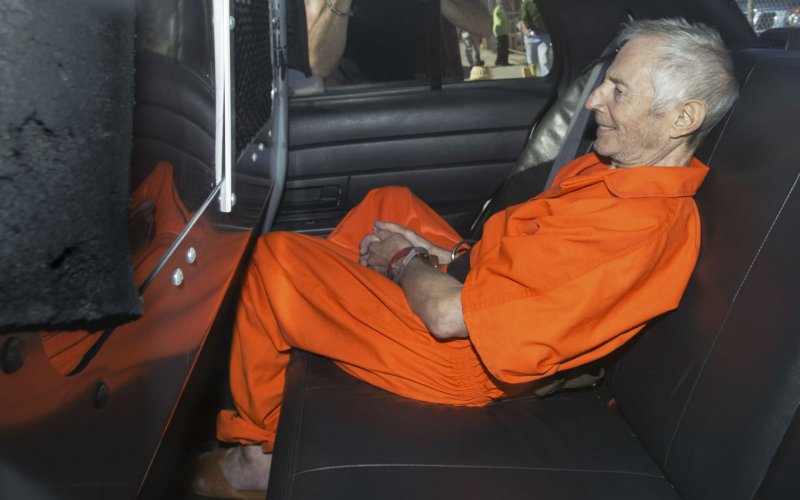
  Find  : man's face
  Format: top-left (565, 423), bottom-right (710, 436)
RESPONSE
top-left (585, 37), bottom-right (677, 168)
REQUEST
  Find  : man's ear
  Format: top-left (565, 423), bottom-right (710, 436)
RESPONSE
top-left (671, 100), bottom-right (707, 139)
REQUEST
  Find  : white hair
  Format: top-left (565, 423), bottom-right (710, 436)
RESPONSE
top-left (617, 18), bottom-right (739, 146)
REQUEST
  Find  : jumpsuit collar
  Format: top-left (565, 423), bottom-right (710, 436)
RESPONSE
top-left (541, 154), bottom-right (709, 199)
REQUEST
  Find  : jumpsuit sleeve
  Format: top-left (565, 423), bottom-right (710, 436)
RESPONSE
top-left (463, 196), bottom-right (699, 385)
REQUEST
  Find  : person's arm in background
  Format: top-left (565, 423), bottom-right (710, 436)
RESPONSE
top-left (307, 0), bottom-right (490, 77)
top-left (518, 0), bottom-right (531, 34)
top-left (442, 0), bottom-right (492, 38)
top-left (305, 0), bottom-right (352, 78)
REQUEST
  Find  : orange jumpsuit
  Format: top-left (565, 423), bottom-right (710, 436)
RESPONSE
top-left (217, 153), bottom-right (709, 451)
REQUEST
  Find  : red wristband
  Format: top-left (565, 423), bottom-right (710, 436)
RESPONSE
top-left (387, 247), bottom-right (414, 278)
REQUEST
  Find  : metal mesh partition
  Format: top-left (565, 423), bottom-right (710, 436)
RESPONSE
top-left (234, 0), bottom-right (271, 156)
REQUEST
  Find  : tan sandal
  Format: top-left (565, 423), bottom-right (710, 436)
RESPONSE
top-left (190, 448), bottom-right (266, 499)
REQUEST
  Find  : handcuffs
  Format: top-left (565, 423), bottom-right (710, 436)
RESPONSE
top-left (387, 239), bottom-right (475, 284)
top-left (387, 247), bottom-right (439, 283)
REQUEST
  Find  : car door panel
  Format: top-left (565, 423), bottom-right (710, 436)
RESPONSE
top-left (276, 80), bottom-right (555, 236)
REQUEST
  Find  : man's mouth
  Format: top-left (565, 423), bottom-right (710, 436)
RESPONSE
top-left (596, 125), bottom-right (615, 134)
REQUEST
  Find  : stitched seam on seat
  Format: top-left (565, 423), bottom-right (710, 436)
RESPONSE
top-left (664, 163), bottom-right (800, 468)
top-left (290, 463), bottom-right (667, 480)
top-left (702, 67), bottom-right (742, 169)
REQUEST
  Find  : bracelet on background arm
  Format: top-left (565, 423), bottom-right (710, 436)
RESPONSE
top-left (325, 0), bottom-right (354, 17)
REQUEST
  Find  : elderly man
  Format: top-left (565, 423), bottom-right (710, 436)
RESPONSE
top-left (192, 18), bottom-right (738, 498)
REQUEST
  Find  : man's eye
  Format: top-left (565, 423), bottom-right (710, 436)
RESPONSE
top-left (614, 87), bottom-right (623, 99)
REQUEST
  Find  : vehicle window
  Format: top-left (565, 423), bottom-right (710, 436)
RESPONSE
top-left (735, 0), bottom-right (800, 34)
top-left (291, 0), bottom-right (553, 95)
top-left (137, 0), bottom-right (214, 84)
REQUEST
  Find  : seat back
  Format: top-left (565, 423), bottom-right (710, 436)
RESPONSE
top-left (468, 62), bottom-right (601, 239)
top-left (611, 50), bottom-right (800, 500)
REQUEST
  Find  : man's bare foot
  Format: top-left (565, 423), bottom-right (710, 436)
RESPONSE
top-left (220, 445), bottom-right (272, 491)
top-left (191, 445), bottom-right (272, 499)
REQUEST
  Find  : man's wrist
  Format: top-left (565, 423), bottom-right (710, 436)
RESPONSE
top-left (388, 247), bottom-right (440, 284)
top-left (387, 246), bottom-right (414, 280)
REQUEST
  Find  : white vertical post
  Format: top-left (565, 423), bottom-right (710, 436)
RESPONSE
top-left (213, 0), bottom-right (234, 213)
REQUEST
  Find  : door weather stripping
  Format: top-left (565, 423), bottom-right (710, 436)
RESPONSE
top-left (260, 0), bottom-right (290, 233)
top-left (213, 0), bottom-right (235, 213)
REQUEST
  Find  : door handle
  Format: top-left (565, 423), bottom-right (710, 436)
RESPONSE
top-left (282, 184), bottom-right (341, 210)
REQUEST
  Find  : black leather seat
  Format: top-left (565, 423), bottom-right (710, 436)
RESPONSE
top-left (267, 49), bottom-right (800, 500)
top-left (269, 352), bottom-right (681, 499)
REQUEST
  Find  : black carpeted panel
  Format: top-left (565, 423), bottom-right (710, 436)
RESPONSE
top-left (0, 0), bottom-right (141, 332)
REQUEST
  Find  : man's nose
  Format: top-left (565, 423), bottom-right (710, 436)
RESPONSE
top-left (584, 86), bottom-right (603, 111)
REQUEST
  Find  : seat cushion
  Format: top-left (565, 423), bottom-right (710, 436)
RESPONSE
top-left (267, 351), bottom-right (679, 500)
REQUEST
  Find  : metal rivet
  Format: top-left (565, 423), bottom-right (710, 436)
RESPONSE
top-left (251, 152), bottom-right (258, 162)
top-left (258, 143), bottom-right (264, 151)
top-left (229, 16), bottom-right (236, 29)
top-left (172, 268), bottom-right (184, 287)
top-left (2, 337), bottom-right (24, 374)
top-left (94, 382), bottom-right (110, 409)
top-left (231, 193), bottom-right (237, 206)
top-left (186, 247), bottom-right (197, 265)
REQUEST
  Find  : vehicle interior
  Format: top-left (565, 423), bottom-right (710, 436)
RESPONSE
top-left (2, 0), bottom-right (800, 499)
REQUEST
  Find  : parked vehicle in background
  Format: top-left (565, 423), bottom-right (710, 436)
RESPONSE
top-left (738, 0), bottom-right (800, 32)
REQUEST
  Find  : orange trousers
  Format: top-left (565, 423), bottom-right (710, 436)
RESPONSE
top-left (217, 187), bottom-right (507, 451)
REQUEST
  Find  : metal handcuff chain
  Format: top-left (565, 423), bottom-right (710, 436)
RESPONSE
top-left (450, 239), bottom-right (477, 263)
